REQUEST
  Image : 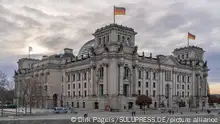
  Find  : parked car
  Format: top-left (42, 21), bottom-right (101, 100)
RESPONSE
top-left (53, 107), bottom-right (68, 114)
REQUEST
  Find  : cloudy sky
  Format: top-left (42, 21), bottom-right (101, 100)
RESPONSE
top-left (0, 0), bottom-right (219, 93)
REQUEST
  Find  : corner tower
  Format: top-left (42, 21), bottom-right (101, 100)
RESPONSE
top-left (173, 46), bottom-right (205, 61)
top-left (92, 24), bottom-right (137, 48)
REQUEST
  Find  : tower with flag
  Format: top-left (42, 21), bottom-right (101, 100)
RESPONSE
top-left (187, 32), bottom-right (196, 46)
top-left (29, 46), bottom-right (33, 58)
top-left (113, 6), bottom-right (126, 23)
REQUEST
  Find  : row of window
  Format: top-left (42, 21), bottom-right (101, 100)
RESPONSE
top-left (118, 35), bottom-right (130, 43)
top-left (98, 35), bottom-right (110, 45)
top-left (63, 72), bottom-right (89, 82)
top-left (67, 90), bottom-right (87, 97)
top-left (177, 75), bottom-right (191, 83)
top-left (178, 53), bottom-right (189, 59)
top-left (138, 71), bottom-right (156, 79)
top-left (67, 102), bottom-right (85, 108)
top-left (67, 82), bottom-right (87, 90)
top-left (138, 90), bottom-right (190, 97)
top-left (177, 84), bottom-right (190, 90)
top-left (138, 71), bottom-right (191, 82)
top-left (138, 81), bottom-right (156, 88)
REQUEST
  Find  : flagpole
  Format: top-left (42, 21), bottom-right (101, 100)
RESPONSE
top-left (28, 47), bottom-right (30, 58)
top-left (187, 32), bottom-right (189, 47)
top-left (113, 5), bottom-right (115, 24)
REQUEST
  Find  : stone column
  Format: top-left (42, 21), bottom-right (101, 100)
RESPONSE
top-left (103, 64), bottom-right (108, 95)
top-left (143, 69), bottom-right (146, 95)
top-left (90, 67), bottom-right (94, 95)
top-left (132, 65), bottom-right (137, 95)
top-left (119, 64), bottom-right (124, 95)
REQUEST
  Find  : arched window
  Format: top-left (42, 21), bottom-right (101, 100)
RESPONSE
top-left (122, 36), bottom-right (125, 42)
top-left (124, 67), bottom-right (130, 79)
top-left (99, 67), bottom-right (104, 79)
top-left (107, 35), bottom-right (109, 43)
top-left (127, 37), bottom-right (130, 42)
top-left (103, 37), bottom-right (105, 44)
top-left (118, 35), bottom-right (120, 41)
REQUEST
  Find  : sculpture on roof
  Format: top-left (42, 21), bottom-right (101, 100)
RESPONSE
top-left (90, 47), bottom-right (96, 56)
top-left (104, 44), bottom-right (109, 52)
top-left (133, 46), bottom-right (138, 54)
top-left (118, 43), bottom-right (123, 52)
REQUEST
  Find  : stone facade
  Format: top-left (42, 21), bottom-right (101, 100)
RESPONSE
top-left (14, 24), bottom-right (209, 111)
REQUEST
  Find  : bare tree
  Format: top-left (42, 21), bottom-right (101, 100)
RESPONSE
top-left (20, 78), bottom-right (42, 114)
top-left (0, 70), bottom-right (9, 116)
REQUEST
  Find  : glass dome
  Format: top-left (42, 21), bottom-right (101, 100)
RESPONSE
top-left (77, 39), bottom-right (95, 58)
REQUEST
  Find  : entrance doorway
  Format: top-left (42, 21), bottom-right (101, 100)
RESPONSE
top-left (94, 102), bottom-right (99, 109)
top-left (53, 94), bottom-right (58, 107)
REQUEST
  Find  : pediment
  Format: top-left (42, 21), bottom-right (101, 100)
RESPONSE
top-left (161, 55), bottom-right (179, 66)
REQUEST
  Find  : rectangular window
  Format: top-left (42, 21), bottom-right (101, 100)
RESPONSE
top-left (78, 83), bottom-right (81, 89)
top-left (72, 74), bottom-right (75, 81)
top-left (68, 91), bottom-right (70, 97)
top-left (84, 82), bottom-right (87, 88)
top-left (188, 85), bottom-right (189, 90)
top-left (68, 84), bottom-right (70, 90)
top-left (188, 76), bottom-right (190, 83)
top-left (153, 90), bottom-right (156, 97)
top-left (78, 73), bottom-right (81, 81)
top-left (177, 84), bottom-right (179, 89)
top-left (165, 71), bottom-right (171, 81)
top-left (100, 84), bottom-right (104, 96)
top-left (182, 85), bottom-right (184, 90)
top-left (72, 102), bottom-right (74, 107)
top-left (138, 71), bottom-right (142, 79)
top-left (153, 72), bottom-right (156, 80)
top-left (83, 102), bottom-right (85, 108)
top-left (73, 91), bottom-right (75, 96)
top-left (187, 92), bottom-right (189, 97)
top-left (177, 75), bottom-right (180, 82)
top-left (77, 102), bottom-right (79, 108)
top-left (138, 81), bottom-right (141, 87)
top-left (182, 75), bottom-right (185, 82)
top-left (79, 91), bottom-right (81, 96)
top-left (138, 90), bottom-right (141, 95)
top-left (153, 82), bottom-right (156, 88)
top-left (84, 72), bottom-right (87, 80)
top-left (146, 82), bottom-right (148, 88)
top-left (182, 92), bottom-right (184, 97)
top-left (177, 91), bottom-right (179, 96)
top-left (146, 90), bottom-right (148, 96)
top-left (73, 84), bottom-right (75, 89)
top-left (84, 91), bottom-right (87, 97)
top-left (146, 72), bottom-right (149, 79)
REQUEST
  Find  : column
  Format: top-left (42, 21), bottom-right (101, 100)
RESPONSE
top-left (119, 64), bottom-right (124, 95)
top-left (103, 64), bottom-right (108, 95)
top-left (143, 69), bottom-right (146, 95)
top-left (132, 65), bottom-right (137, 95)
top-left (90, 67), bottom-right (94, 95)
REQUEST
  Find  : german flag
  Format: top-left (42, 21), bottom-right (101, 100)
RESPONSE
top-left (114, 6), bottom-right (126, 15)
top-left (188, 32), bottom-right (196, 40)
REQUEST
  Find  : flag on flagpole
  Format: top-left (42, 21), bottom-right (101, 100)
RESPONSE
top-left (188, 32), bottom-right (196, 40)
top-left (114, 6), bottom-right (126, 15)
top-left (29, 46), bottom-right (33, 52)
